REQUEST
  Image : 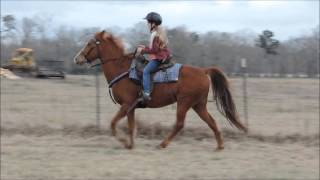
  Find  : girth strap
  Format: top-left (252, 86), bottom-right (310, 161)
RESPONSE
top-left (108, 71), bottom-right (129, 104)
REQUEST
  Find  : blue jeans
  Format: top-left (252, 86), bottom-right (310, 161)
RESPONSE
top-left (143, 59), bottom-right (161, 94)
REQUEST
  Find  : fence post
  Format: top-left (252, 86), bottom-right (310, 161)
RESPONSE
top-left (95, 68), bottom-right (100, 130)
top-left (241, 58), bottom-right (249, 129)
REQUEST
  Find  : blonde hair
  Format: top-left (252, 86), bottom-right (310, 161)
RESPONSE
top-left (155, 26), bottom-right (169, 47)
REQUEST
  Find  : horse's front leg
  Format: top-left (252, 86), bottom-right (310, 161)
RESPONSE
top-left (110, 106), bottom-right (129, 147)
top-left (126, 110), bottom-right (135, 149)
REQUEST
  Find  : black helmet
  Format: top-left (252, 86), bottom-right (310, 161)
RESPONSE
top-left (144, 12), bottom-right (162, 25)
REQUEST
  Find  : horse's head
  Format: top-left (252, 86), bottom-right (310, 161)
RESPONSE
top-left (74, 30), bottom-right (124, 65)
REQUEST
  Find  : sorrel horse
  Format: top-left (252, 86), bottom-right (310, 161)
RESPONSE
top-left (74, 31), bottom-right (247, 150)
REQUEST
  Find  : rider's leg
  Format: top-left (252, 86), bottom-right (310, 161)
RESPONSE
top-left (142, 59), bottom-right (161, 99)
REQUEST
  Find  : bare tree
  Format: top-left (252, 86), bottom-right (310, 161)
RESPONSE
top-left (1, 14), bottom-right (318, 75)
top-left (2, 15), bottom-right (16, 32)
top-left (1, 15), bottom-right (18, 43)
top-left (21, 17), bottom-right (39, 46)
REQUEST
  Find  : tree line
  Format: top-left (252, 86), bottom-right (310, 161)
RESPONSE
top-left (1, 15), bottom-right (319, 76)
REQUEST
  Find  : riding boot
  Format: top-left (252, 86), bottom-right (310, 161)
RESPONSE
top-left (142, 92), bottom-right (151, 101)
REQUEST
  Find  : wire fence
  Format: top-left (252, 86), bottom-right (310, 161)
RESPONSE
top-left (1, 69), bottom-right (319, 137)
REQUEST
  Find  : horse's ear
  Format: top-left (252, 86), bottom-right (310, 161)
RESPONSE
top-left (100, 30), bottom-right (106, 39)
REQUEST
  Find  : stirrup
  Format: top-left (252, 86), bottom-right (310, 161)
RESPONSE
top-left (142, 92), bottom-right (151, 101)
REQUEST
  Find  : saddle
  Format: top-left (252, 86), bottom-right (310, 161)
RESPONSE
top-left (128, 55), bottom-right (177, 109)
top-left (133, 55), bottom-right (175, 78)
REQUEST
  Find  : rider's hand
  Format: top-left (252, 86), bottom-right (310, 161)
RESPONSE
top-left (135, 46), bottom-right (145, 57)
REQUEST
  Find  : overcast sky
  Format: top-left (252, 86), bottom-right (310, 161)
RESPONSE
top-left (1, 0), bottom-right (319, 40)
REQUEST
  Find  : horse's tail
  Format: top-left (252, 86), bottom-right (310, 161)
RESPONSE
top-left (204, 67), bottom-right (248, 133)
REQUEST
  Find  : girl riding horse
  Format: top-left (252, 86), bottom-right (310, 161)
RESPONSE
top-left (136, 12), bottom-right (171, 101)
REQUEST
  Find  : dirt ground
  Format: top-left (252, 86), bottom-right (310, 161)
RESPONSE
top-left (1, 75), bottom-right (319, 180)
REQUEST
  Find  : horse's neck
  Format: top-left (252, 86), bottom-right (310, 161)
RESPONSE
top-left (101, 55), bottom-right (133, 83)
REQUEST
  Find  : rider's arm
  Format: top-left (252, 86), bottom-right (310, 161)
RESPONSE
top-left (141, 36), bottom-right (162, 54)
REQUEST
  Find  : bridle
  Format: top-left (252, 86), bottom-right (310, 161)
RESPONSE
top-left (79, 37), bottom-right (138, 104)
top-left (81, 38), bottom-right (126, 68)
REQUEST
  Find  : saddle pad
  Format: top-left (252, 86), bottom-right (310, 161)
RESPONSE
top-left (129, 63), bottom-right (182, 83)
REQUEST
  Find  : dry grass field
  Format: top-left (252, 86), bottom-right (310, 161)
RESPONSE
top-left (1, 75), bottom-right (319, 180)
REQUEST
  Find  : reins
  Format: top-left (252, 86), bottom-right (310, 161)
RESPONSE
top-left (85, 38), bottom-right (137, 104)
top-left (87, 39), bottom-right (136, 68)
top-left (88, 57), bottom-right (122, 68)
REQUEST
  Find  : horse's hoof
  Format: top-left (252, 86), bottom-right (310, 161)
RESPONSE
top-left (215, 146), bottom-right (224, 151)
top-left (125, 144), bottom-right (134, 149)
top-left (156, 144), bottom-right (166, 149)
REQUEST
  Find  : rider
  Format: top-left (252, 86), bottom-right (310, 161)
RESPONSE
top-left (136, 12), bottom-right (171, 101)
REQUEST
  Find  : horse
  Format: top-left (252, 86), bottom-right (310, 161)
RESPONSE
top-left (74, 30), bottom-right (247, 150)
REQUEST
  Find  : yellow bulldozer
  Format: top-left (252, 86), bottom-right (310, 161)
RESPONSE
top-left (2, 48), bottom-right (65, 78)
top-left (9, 48), bottom-right (36, 67)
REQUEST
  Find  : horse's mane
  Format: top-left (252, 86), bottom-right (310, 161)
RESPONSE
top-left (98, 31), bottom-right (125, 54)
top-left (95, 31), bottom-right (135, 60)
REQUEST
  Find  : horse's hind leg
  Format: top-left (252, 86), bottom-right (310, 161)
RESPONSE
top-left (159, 102), bottom-right (190, 148)
top-left (193, 102), bottom-right (224, 150)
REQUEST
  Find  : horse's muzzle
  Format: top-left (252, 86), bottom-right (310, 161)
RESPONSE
top-left (74, 55), bottom-right (86, 65)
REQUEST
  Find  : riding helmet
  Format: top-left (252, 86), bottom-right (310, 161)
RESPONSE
top-left (144, 12), bottom-right (162, 25)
